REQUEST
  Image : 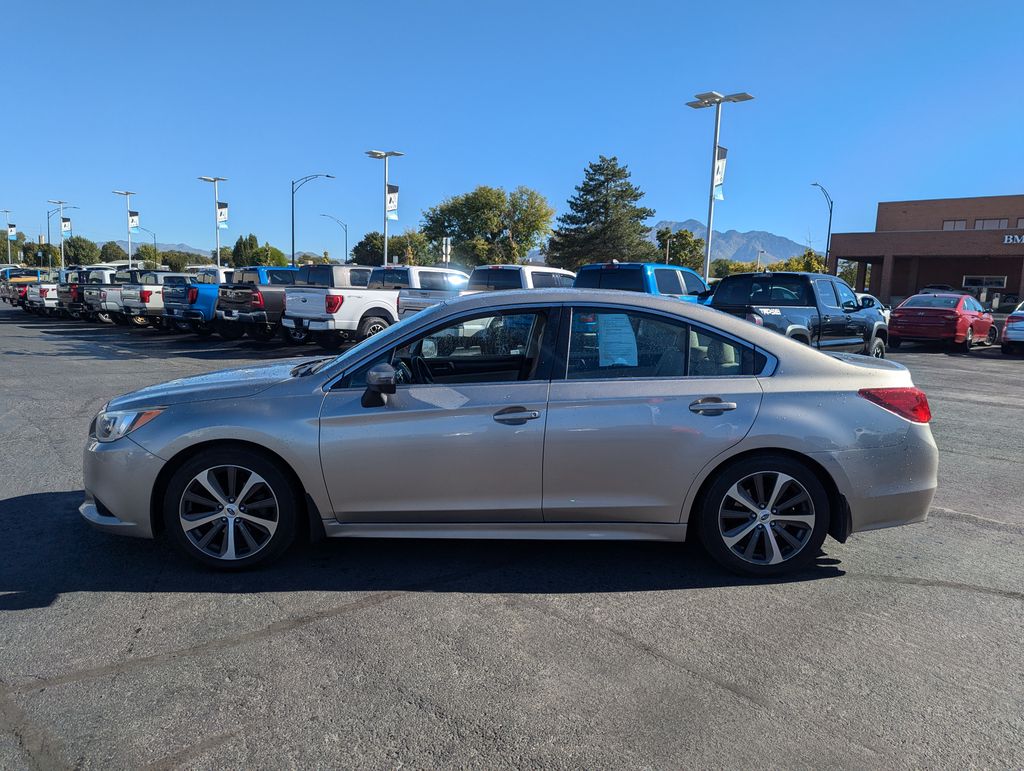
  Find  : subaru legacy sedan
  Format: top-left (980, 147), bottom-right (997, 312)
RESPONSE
top-left (81, 289), bottom-right (938, 576)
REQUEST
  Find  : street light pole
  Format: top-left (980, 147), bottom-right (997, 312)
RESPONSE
top-left (1, 209), bottom-right (10, 265)
top-left (198, 176), bottom-right (227, 267)
top-left (139, 227), bottom-right (157, 260)
top-left (47, 199), bottom-right (70, 270)
top-left (290, 173), bottom-right (334, 266)
top-left (365, 150), bottom-right (403, 267)
top-left (812, 182), bottom-right (834, 272)
top-left (686, 91), bottom-right (754, 282)
top-left (320, 214), bottom-right (349, 262)
top-left (112, 190), bottom-right (136, 269)
top-left (757, 249), bottom-right (766, 271)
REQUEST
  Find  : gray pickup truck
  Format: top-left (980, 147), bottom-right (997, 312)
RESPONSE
top-left (121, 272), bottom-right (193, 330)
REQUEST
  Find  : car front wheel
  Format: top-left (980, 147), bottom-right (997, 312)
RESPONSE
top-left (697, 455), bottom-right (830, 577)
top-left (163, 448), bottom-right (298, 569)
top-left (867, 338), bottom-right (885, 358)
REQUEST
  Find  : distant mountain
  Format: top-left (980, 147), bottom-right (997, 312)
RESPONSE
top-left (104, 240), bottom-right (209, 257)
top-left (649, 219), bottom-right (816, 263)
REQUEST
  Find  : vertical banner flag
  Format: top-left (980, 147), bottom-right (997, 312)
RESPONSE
top-left (128, 211), bottom-right (140, 233)
top-left (386, 184), bottom-right (399, 221)
top-left (713, 146), bottom-right (728, 200)
top-left (217, 202), bottom-right (229, 229)
top-left (61, 217), bottom-right (72, 235)
top-left (7, 224), bottom-right (16, 241)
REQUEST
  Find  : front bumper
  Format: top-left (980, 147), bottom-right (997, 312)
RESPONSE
top-left (810, 423), bottom-right (938, 534)
top-left (80, 435), bottom-right (166, 539)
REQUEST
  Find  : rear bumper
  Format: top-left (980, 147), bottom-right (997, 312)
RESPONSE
top-left (164, 307), bottom-right (206, 321)
top-left (283, 316), bottom-right (356, 332)
top-left (889, 323), bottom-right (961, 342)
top-left (123, 302), bottom-right (162, 318)
top-left (1002, 325), bottom-right (1024, 343)
top-left (217, 309), bottom-right (271, 325)
top-left (81, 436), bottom-right (165, 539)
top-left (810, 424), bottom-right (938, 534)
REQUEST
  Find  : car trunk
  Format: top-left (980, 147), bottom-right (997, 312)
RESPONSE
top-left (891, 307), bottom-right (958, 335)
top-left (218, 285), bottom-right (259, 314)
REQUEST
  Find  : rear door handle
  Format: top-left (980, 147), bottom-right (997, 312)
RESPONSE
top-left (493, 407), bottom-right (541, 425)
top-left (689, 397), bottom-right (738, 415)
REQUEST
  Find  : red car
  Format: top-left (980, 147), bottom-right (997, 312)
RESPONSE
top-left (889, 293), bottom-right (997, 352)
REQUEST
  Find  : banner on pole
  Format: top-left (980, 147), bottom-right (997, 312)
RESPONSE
top-left (713, 146), bottom-right (728, 187)
top-left (128, 211), bottom-right (140, 232)
top-left (386, 184), bottom-right (399, 221)
top-left (61, 217), bottom-right (72, 235)
top-left (217, 202), bottom-right (229, 229)
top-left (7, 224), bottom-right (16, 241)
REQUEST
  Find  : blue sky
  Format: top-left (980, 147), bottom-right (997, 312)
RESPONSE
top-left (4, 0), bottom-right (1022, 256)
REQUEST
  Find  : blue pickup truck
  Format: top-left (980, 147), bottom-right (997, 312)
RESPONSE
top-left (573, 262), bottom-right (710, 301)
top-left (162, 267), bottom-right (231, 336)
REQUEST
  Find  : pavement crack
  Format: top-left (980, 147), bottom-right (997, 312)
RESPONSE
top-left (0, 692), bottom-right (74, 770)
top-left (927, 506), bottom-right (1024, 534)
top-left (850, 573), bottom-right (1024, 601)
top-left (140, 729), bottom-right (240, 771)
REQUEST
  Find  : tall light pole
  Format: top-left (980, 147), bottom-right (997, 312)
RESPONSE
top-left (1, 209), bottom-right (10, 266)
top-left (198, 176), bottom-right (227, 267)
top-left (812, 182), bottom-right (834, 272)
top-left (47, 199), bottom-right (71, 269)
top-left (686, 91), bottom-right (754, 282)
top-left (290, 173), bottom-right (334, 266)
top-left (757, 249), bottom-right (766, 271)
top-left (365, 150), bottom-right (403, 267)
top-left (112, 190), bottom-right (136, 269)
top-left (320, 214), bottom-right (348, 262)
top-left (46, 205), bottom-right (78, 248)
top-left (139, 227), bottom-right (157, 262)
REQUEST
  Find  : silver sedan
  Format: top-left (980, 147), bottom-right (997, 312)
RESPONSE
top-left (81, 288), bottom-right (938, 576)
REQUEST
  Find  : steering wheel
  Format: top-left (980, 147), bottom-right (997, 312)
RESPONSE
top-left (394, 360), bottom-right (413, 385)
top-left (410, 356), bottom-right (434, 384)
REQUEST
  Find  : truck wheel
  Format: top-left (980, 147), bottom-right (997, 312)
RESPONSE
top-left (281, 326), bottom-right (310, 345)
top-left (867, 338), bottom-right (885, 358)
top-left (358, 316), bottom-right (390, 340)
top-left (129, 314), bottom-right (149, 328)
top-left (313, 331), bottom-right (345, 350)
top-left (216, 322), bottom-right (246, 340)
top-left (113, 313), bottom-right (128, 326)
top-left (191, 322), bottom-right (214, 337)
top-left (247, 323), bottom-right (276, 342)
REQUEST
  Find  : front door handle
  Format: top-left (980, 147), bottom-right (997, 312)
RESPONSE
top-left (689, 397), bottom-right (738, 415)
top-left (493, 406), bottom-right (541, 425)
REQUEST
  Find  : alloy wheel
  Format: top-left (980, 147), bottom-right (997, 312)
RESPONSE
top-left (985, 326), bottom-right (998, 346)
top-left (365, 321), bottom-right (387, 336)
top-left (178, 465), bottom-right (279, 561)
top-left (718, 472), bottom-right (816, 566)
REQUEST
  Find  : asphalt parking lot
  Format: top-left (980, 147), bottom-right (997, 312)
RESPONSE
top-left (1, 305), bottom-right (1022, 769)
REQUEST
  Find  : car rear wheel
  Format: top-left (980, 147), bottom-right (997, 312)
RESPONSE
top-left (358, 316), bottom-right (390, 340)
top-left (956, 326), bottom-right (974, 353)
top-left (983, 326), bottom-right (998, 346)
top-left (867, 338), bottom-right (885, 358)
top-left (281, 326), bottom-right (310, 345)
top-left (163, 448), bottom-right (298, 569)
top-left (697, 455), bottom-right (830, 577)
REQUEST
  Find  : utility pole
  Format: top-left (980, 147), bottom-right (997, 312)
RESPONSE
top-left (1, 210), bottom-right (11, 265)
top-left (112, 190), bottom-right (136, 269)
top-left (366, 150), bottom-right (403, 267)
top-left (47, 199), bottom-right (70, 270)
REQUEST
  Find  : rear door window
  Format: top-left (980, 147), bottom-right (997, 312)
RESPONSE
top-left (348, 269), bottom-right (371, 287)
top-left (814, 279), bottom-right (841, 310)
top-left (573, 267), bottom-right (645, 292)
top-left (654, 269), bottom-right (683, 294)
top-left (468, 269), bottom-right (523, 290)
top-left (531, 272), bottom-right (561, 288)
top-left (368, 268), bottom-right (409, 289)
top-left (418, 271), bottom-right (447, 291)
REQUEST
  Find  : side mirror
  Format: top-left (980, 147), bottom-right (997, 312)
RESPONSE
top-left (843, 300), bottom-right (860, 312)
top-left (983, 305), bottom-right (993, 314)
top-left (361, 363), bottom-right (397, 408)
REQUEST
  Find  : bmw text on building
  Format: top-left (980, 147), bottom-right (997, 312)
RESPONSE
top-left (827, 195), bottom-right (1024, 304)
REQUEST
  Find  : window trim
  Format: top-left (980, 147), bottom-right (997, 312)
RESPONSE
top-left (551, 302), bottom-right (776, 382)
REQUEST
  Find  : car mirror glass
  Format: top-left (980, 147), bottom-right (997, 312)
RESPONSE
top-left (421, 338), bottom-right (438, 358)
top-left (859, 297), bottom-right (875, 308)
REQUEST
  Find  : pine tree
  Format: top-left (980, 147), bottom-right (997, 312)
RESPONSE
top-left (545, 156), bottom-right (655, 271)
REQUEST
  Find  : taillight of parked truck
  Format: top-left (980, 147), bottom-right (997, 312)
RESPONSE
top-left (187, 287), bottom-right (199, 304)
top-left (251, 290), bottom-right (265, 309)
top-left (40, 288), bottom-right (49, 298)
top-left (325, 294), bottom-right (343, 314)
top-left (140, 290), bottom-right (153, 303)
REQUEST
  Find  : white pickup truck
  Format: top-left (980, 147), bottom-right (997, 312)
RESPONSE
top-left (121, 272), bottom-right (193, 329)
top-left (464, 264), bottom-right (575, 291)
top-left (25, 278), bottom-right (59, 315)
top-left (282, 264), bottom-right (468, 349)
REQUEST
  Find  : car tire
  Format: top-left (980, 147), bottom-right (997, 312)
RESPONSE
top-left (357, 316), bottom-right (390, 341)
top-left (192, 322), bottom-right (214, 337)
top-left (113, 313), bottom-right (128, 326)
top-left (163, 447), bottom-right (299, 570)
top-left (281, 326), bottom-right (310, 345)
top-left (867, 338), bottom-right (885, 358)
top-left (697, 455), bottom-right (830, 577)
top-left (888, 336), bottom-right (902, 349)
top-left (216, 322), bottom-right (246, 340)
top-left (956, 326), bottom-right (974, 353)
top-left (129, 314), bottom-right (149, 328)
top-left (313, 331), bottom-right (345, 350)
top-left (983, 326), bottom-right (998, 346)
top-left (247, 323), bottom-right (276, 341)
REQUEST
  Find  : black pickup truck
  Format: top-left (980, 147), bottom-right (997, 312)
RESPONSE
top-left (710, 271), bottom-right (888, 357)
top-left (215, 266), bottom-right (299, 341)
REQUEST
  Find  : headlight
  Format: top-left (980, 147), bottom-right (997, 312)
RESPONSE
top-left (93, 408), bottom-right (165, 442)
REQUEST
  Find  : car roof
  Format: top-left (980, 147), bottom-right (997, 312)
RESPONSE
top-left (578, 262), bottom-right (700, 273)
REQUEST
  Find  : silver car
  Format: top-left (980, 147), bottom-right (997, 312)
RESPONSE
top-left (80, 289), bottom-right (938, 576)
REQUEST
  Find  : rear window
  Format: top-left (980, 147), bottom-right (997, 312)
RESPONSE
top-left (235, 271), bottom-right (260, 285)
top-left (164, 275), bottom-right (190, 286)
top-left (418, 271), bottom-right (448, 291)
top-left (267, 270), bottom-right (296, 285)
top-left (714, 274), bottom-right (811, 306)
top-left (531, 271), bottom-right (569, 289)
top-left (295, 266), bottom-right (335, 286)
top-left (468, 268), bottom-right (524, 290)
top-left (194, 272), bottom-right (219, 284)
top-left (573, 266), bottom-right (645, 292)
top-left (368, 268), bottom-right (410, 289)
top-left (85, 271), bottom-right (107, 283)
top-left (901, 295), bottom-right (960, 308)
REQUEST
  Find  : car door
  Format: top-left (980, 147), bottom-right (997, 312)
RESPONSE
top-left (833, 279), bottom-right (870, 351)
top-left (811, 278), bottom-right (851, 350)
top-left (542, 305), bottom-right (764, 523)
top-left (318, 306), bottom-right (559, 523)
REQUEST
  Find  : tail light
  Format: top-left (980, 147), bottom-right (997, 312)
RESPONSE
top-left (70, 285), bottom-right (79, 301)
top-left (1008, 314), bottom-right (1024, 326)
top-left (325, 294), bottom-right (343, 314)
top-left (745, 312), bottom-right (764, 326)
top-left (941, 313), bottom-right (958, 321)
top-left (858, 387), bottom-right (931, 423)
top-left (251, 289), bottom-right (265, 309)
top-left (140, 289), bottom-right (153, 303)
top-left (101, 291), bottom-right (107, 300)
top-left (187, 287), bottom-right (199, 304)
top-left (40, 288), bottom-right (49, 298)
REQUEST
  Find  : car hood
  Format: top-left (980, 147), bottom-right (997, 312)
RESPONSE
top-left (107, 360), bottom-right (304, 410)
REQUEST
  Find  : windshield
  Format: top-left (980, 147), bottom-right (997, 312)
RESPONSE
top-left (714, 274), bottom-right (811, 306)
top-left (901, 295), bottom-right (960, 308)
top-left (468, 268), bottom-right (523, 290)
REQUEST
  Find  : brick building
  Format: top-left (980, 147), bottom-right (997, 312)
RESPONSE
top-left (827, 194), bottom-right (1024, 306)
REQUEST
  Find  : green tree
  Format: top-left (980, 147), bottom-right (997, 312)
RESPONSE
top-left (232, 233), bottom-right (260, 266)
top-left (159, 250), bottom-right (194, 272)
top-left (211, 246), bottom-right (232, 266)
top-left (837, 259), bottom-right (859, 287)
top-left (99, 241), bottom-right (128, 263)
top-left (389, 230), bottom-right (433, 265)
top-left (134, 243), bottom-right (160, 266)
top-left (655, 227), bottom-right (705, 272)
top-left (250, 242), bottom-right (288, 267)
top-left (22, 242), bottom-right (59, 268)
top-left (545, 156), bottom-right (655, 271)
top-left (765, 248), bottom-right (826, 273)
top-left (350, 232), bottom-right (384, 266)
top-left (63, 236), bottom-right (101, 266)
top-left (422, 185), bottom-right (554, 266)
top-left (710, 258), bottom-right (743, 278)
